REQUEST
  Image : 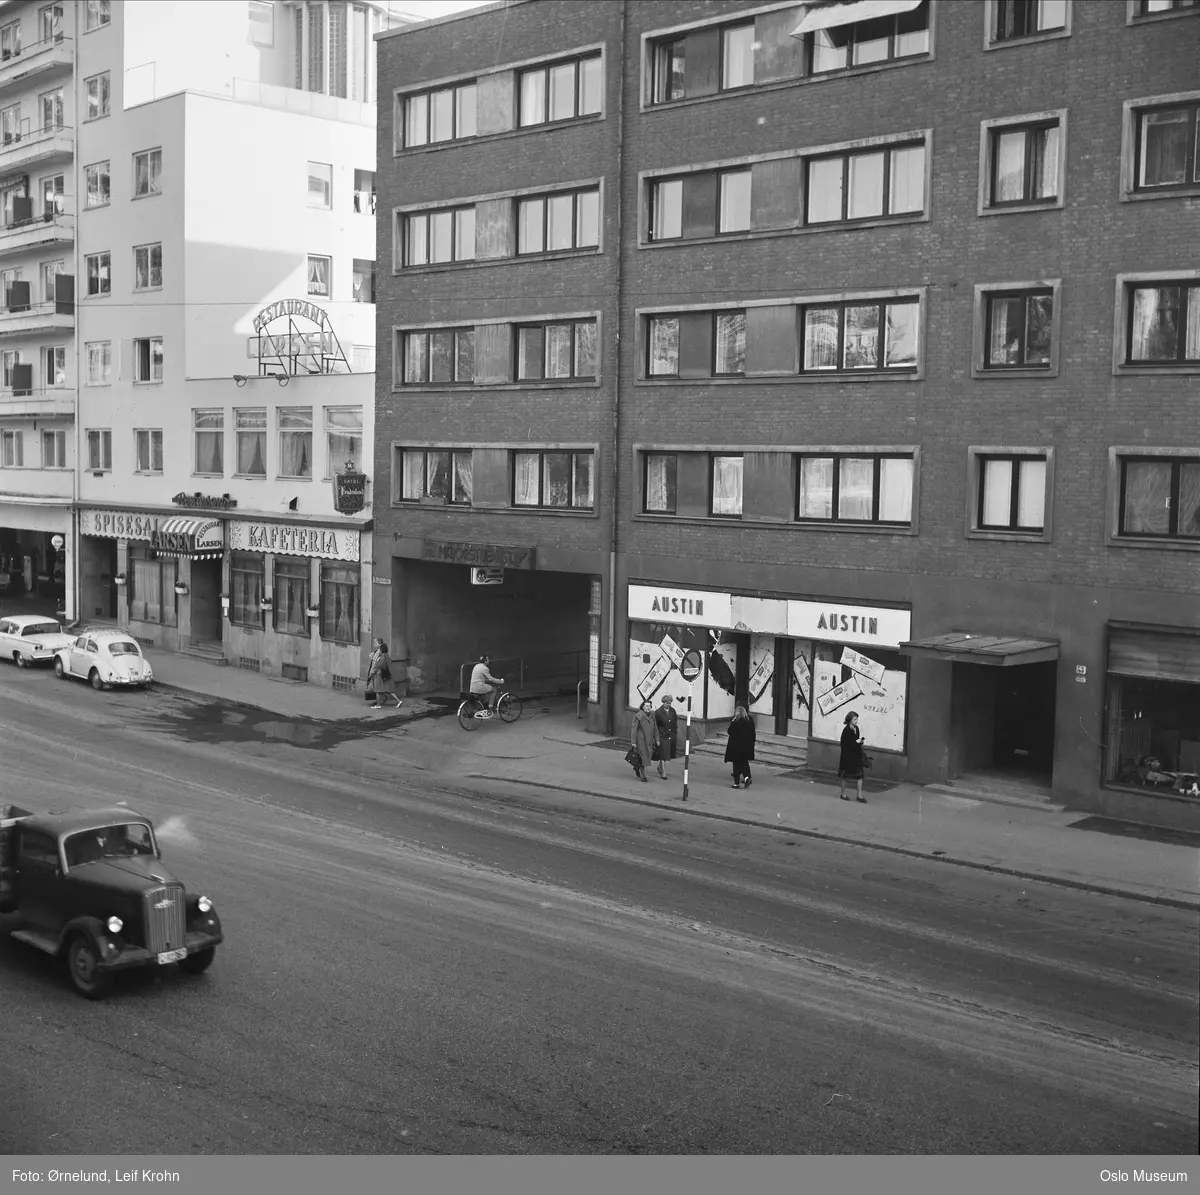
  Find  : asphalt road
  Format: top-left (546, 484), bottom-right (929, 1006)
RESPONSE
top-left (0, 667), bottom-right (1196, 1154)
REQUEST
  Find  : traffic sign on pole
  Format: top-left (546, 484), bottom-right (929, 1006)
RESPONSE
top-left (680, 649), bottom-right (702, 683)
top-left (679, 651), bottom-right (702, 802)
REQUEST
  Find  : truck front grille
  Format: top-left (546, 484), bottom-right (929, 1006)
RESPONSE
top-left (143, 885), bottom-right (186, 954)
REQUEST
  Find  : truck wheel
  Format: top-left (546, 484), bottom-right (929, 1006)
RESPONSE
top-left (89, 669), bottom-right (105, 691)
top-left (54, 658), bottom-right (66, 678)
top-left (66, 935), bottom-right (113, 1000)
top-left (178, 947), bottom-right (215, 974)
top-left (14, 652), bottom-right (27, 668)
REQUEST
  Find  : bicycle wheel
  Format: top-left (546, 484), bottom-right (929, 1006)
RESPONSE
top-left (458, 698), bottom-right (482, 731)
top-left (498, 692), bottom-right (523, 723)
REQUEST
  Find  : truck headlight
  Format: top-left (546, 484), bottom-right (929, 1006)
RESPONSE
top-left (106, 916), bottom-right (123, 933)
top-left (197, 896), bottom-right (212, 913)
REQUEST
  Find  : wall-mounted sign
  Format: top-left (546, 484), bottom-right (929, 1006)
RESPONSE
top-left (333, 466), bottom-right (368, 516)
top-left (50, 535), bottom-right (64, 549)
top-left (788, 600), bottom-right (911, 649)
top-left (627, 584), bottom-right (734, 629)
top-left (601, 653), bottom-right (617, 681)
top-left (172, 491), bottom-right (238, 510)
top-left (80, 509), bottom-right (161, 540)
top-left (471, 567), bottom-right (505, 586)
top-left (251, 298), bottom-right (350, 376)
top-left (422, 540), bottom-right (535, 570)
top-left (227, 520), bottom-right (360, 562)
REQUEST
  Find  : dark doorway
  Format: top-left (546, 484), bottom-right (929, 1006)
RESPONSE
top-left (190, 559), bottom-right (223, 643)
top-left (771, 638), bottom-right (794, 736)
top-left (993, 661), bottom-right (1057, 776)
top-left (730, 633), bottom-right (751, 708)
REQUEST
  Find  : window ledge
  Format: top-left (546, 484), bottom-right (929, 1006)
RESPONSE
top-left (1113, 363), bottom-right (1200, 377)
top-left (633, 513), bottom-right (918, 536)
top-left (390, 502), bottom-right (598, 519)
top-left (1108, 536), bottom-right (1200, 553)
top-left (640, 212), bottom-right (929, 250)
top-left (395, 247), bottom-right (602, 276)
top-left (133, 381), bottom-right (163, 387)
top-left (967, 528), bottom-right (1051, 544)
top-left (638, 371), bottom-right (922, 386)
top-left (985, 30), bottom-right (1070, 51)
top-left (395, 112), bottom-right (604, 158)
top-left (132, 192), bottom-right (162, 202)
top-left (276, 476), bottom-right (314, 483)
top-left (394, 380), bottom-right (602, 393)
top-left (1119, 187), bottom-right (1200, 204)
top-left (1127, 7), bottom-right (1200, 25)
top-left (85, 203), bottom-right (111, 211)
top-left (979, 199), bottom-right (1064, 217)
top-left (133, 288), bottom-right (163, 295)
top-left (971, 366), bottom-right (1058, 380)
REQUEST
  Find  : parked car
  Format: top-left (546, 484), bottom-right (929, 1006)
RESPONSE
top-left (0, 804), bottom-right (223, 999)
top-left (54, 629), bottom-right (153, 690)
top-left (0, 615), bottom-right (73, 668)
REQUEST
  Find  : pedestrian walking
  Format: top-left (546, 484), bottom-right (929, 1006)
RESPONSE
top-left (630, 699), bottom-right (659, 783)
top-left (654, 694), bottom-right (679, 779)
top-left (367, 638), bottom-right (402, 709)
top-left (839, 710), bottom-right (867, 802)
top-left (725, 705), bottom-right (756, 789)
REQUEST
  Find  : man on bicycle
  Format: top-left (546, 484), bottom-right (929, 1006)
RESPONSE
top-left (469, 655), bottom-right (505, 717)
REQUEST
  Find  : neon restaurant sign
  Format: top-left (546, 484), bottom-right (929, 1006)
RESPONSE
top-left (250, 298), bottom-right (350, 377)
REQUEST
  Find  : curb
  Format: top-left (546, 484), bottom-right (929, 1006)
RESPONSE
top-left (476, 774), bottom-right (1200, 913)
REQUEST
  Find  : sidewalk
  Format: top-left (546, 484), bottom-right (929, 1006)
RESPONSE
top-left (148, 652), bottom-right (1200, 911)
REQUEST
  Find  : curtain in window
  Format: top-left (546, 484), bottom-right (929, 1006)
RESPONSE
top-left (1123, 462), bottom-right (1171, 534)
top-left (718, 171), bottom-right (751, 232)
top-left (547, 194), bottom-right (573, 250)
top-left (279, 410), bottom-right (312, 478)
top-left (645, 454), bottom-right (674, 511)
top-left (838, 458), bottom-right (874, 520)
top-left (274, 560), bottom-right (309, 634)
top-left (196, 431), bottom-right (222, 474)
top-left (994, 129), bottom-right (1025, 201)
top-left (426, 451), bottom-right (450, 499)
top-left (1187, 287), bottom-right (1200, 359)
top-left (453, 452), bottom-right (473, 504)
top-left (572, 454), bottom-right (594, 509)
top-left (806, 158), bottom-right (843, 223)
top-left (1139, 110), bottom-right (1187, 187)
top-left (799, 457), bottom-right (834, 518)
top-left (544, 453), bottom-right (571, 507)
top-left (1130, 287), bottom-right (1177, 360)
top-left (307, 256), bottom-right (328, 295)
top-left (653, 179), bottom-right (682, 239)
top-left (888, 145), bottom-right (925, 214)
top-left (238, 431), bottom-right (266, 476)
top-left (545, 324), bottom-right (573, 377)
top-left (803, 308), bottom-right (838, 370)
top-left (1032, 126), bottom-right (1059, 199)
top-left (402, 449), bottom-right (424, 499)
top-left (981, 459), bottom-right (1014, 525)
top-left (321, 565), bottom-right (358, 643)
top-left (574, 321), bottom-right (597, 377)
top-left (878, 458), bottom-right (914, 522)
top-left (405, 333), bottom-right (428, 381)
top-left (843, 306), bottom-right (879, 368)
top-left (989, 297), bottom-right (1022, 365)
top-left (1017, 459), bottom-right (1047, 528)
top-left (1178, 464), bottom-right (1200, 537)
top-left (885, 303), bottom-right (918, 366)
top-left (649, 318), bottom-right (679, 375)
top-left (132, 557), bottom-right (174, 625)
top-left (518, 198), bottom-right (544, 253)
top-left (848, 152), bottom-right (884, 219)
top-left (1025, 294), bottom-right (1053, 363)
top-left (711, 456), bottom-right (743, 516)
top-left (231, 558), bottom-right (263, 626)
top-left (714, 313), bottom-right (746, 374)
top-left (514, 453), bottom-right (540, 505)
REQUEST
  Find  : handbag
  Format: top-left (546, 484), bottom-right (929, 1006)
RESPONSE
top-left (862, 752), bottom-right (874, 769)
top-left (624, 746), bottom-right (642, 770)
top-left (380, 666), bottom-right (391, 681)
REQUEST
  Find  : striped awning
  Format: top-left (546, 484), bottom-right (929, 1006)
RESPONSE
top-left (793, 0), bottom-right (922, 36)
top-left (153, 516), bottom-right (224, 560)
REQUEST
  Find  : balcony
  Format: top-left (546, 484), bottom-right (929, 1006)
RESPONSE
top-left (0, 386), bottom-right (73, 419)
top-left (0, 36), bottom-right (74, 95)
top-left (0, 294), bottom-right (73, 337)
top-left (0, 206), bottom-right (73, 258)
top-left (0, 123), bottom-right (73, 173)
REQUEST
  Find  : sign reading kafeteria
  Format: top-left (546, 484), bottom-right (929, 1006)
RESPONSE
top-left (227, 520), bottom-right (360, 562)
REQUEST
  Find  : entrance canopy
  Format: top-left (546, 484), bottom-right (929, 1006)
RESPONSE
top-left (897, 632), bottom-right (1059, 666)
top-left (153, 516), bottom-right (224, 560)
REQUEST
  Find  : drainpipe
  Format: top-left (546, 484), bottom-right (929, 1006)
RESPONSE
top-left (605, 0), bottom-right (627, 736)
top-left (69, 14), bottom-right (83, 626)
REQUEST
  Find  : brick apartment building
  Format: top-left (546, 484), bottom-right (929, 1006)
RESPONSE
top-left (374, 0), bottom-right (1200, 828)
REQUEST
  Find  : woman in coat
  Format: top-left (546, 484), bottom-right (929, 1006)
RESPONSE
top-left (630, 700), bottom-right (659, 783)
top-left (653, 694), bottom-right (679, 779)
top-left (724, 705), bottom-right (756, 789)
top-left (839, 710), bottom-right (866, 802)
top-left (368, 639), bottom-right (402, 709)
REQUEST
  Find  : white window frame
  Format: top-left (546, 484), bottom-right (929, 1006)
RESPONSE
top-left (194, 409), bottom-right (225, 477)
top-left (249, 0), bottom-right (274, 46)
top-left (85, 251), bottom-right (111, 297)
top-left (85, 340), bottom-right (112, 385)
top-left (133, 242), bottom-right (163, 291)
top-left (1, 430), bottom-right (23, 468)
top-left (324, 406), bottom-right (363, 478)
top-left (86, 428), bottom-right (112, 472)
top-left (41, 429), bottom-right (68, 470)
top-left (307, 254), bottom-right (331, 297)
top-left (307, 161), bottom-right (333, 209)
top-left (134, 428), bottom-right (164, 474)
top-left (84, 161), bottom-right (110, 209)
top-left (85, 0), bottom-right (111, 32)
top-left (977, 110), bottom-right (1068, 216)
top-left (84, 72), bottom-right (111, 121)
top-left (966, 447), bottom-right (1055, 542)
top-left (133, 148), bottom-right (162, 199)
top-left (133, 337), bottom-right (163, 384)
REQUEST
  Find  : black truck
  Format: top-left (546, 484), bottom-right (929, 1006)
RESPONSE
top-left (0, 804), bottom-right (222, 999)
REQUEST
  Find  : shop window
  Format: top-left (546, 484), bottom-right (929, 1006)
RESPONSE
top-left (129, 552), bottom-right (177, 627)
top-left (643, 453), bottom-right (677, 513)
top-left (230, 552), bottom-right (264, 628)
top-left (1107, 671), bottom-right (1200, 793)
top-left (518, 54), bottom-right (602, 127)
top-left (235, 408), bottom-right (267, 477)
top-left (811, 642), bottom-right (908, 753)
top-left (402, 328), bottom-right (474, 384)
top-left (320, 563), bottom-right (359, 644)
top-left (324, 406), bottom-right (362, 475)
top-left (278, 408), bottom-right (312, 479)
top-left (710, 454), bottom-right (743, 517)
top-left (797, 453), bottom-right (915, 526)
top-left (404, 206), bottom-right (475, 266)
top-left (273, 557), bottom-right (310, 635)
top-left (512, 450), bottom-right (593, 509)
top-left (194, 409), bottom-right (224, 476)
top-left (1117, 456), bottom-right (1200, 540)
top-left (398, 448), bottom-right (472, 505)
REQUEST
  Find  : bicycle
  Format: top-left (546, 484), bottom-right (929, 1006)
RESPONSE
top-left (457, 689), bottom-right (523, 731)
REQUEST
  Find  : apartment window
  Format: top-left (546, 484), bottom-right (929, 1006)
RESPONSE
top-left (134, 243), bottom-right (163, 291)
top-left (273, 557), bottom-right (310, 636)
top-left (986, 120), bottom-right (1060, 206)
top-left (0, 104), bottom-right (19, 146)
top-left (806, 0), bottom-right (931, 74)
top-left (321, 562), bottom-right (359, 644)
top-left (41, 260), bottom-right (64, 302)
top-left (85, 340), bottom-right (111, 384)
top-left (352, 258), bottom-right (374, 304)
top-left (325, 406), bottom-right (362, 474)
top-left (133, 148), bottom-right (162, 197)
top-left (798, 454), bottom-right (915, 525)
top-left (399, 448), bottom-right (473, 504)
top-left (0, 20), bottom-right (20, 59)
top-left (990, 0), bottom-right (1067, 42)
top-left (86, 429), bottom-right (112, 471)
top-left (85, 252), bottom-right (110, 297)
top-left (235, 408), bottom-right (267, 476)
top-left (515, 319), bottom-right (598, 380)
top-left (249, 0), bottom-right (274, 45)
top-left (643, 453), bottom-right (677, 513)
top-left (403, 81), bottom-right (477, 148)
top-left (307, 255), bottom-right (331, 297)
top-left (1, 431), bottom-right (23, 468)
top-left (984, 290), bottom-right (1054, 368)
top-left (977, 455), bottom-right (1046, 531)
top-left (42, 430), bottom-right (67, 469)
top-left (278, 407), bottom-right (312, 478)
top-left (648, 169), bottom-right (753, 240)
top-left (85, 73), bottom-right (111, 120)
top-left (40, 89), bottom-right (64, 132)
top-left (43, 345), bottom-right (66, 388)
top-left (86, 0), bottom-right (111, 31)
top-left (1, 350), bottom-right (19, 388)
top-left (649, 178), bottom-right (683, 240)
top-left (651, 39), bottom-right (686, 105)
top-left (194, 409), bottom-right (224, 475)
top-left (513, 450), bottom-right (594, 509)
top-left (402, 328), bottom-right (474, 384)
top-left (516, 188), bottom-right (600, 254)
top-left (713, 311), bottom-right (746, 375)
top-left (85, 162), bottom-right (110, 209)
top-left (133, 337), bottom-right (164, 383)
top-left (807, 143), bottom-right (926, 224)
top-left (1118, 456), bottom-right (1200, 539)
top-left (721, 23), bottom-right (755, 90)
top-left (648, 316), bottom-right (680, 376)
top-left (1132, 0), bottom-right (1198, 12)
top-left (353, 168), bottom-right (375, 214)
top-left (134, 429), bottom-right (164, 474)
top-left (41, 6), bottom-right (65, 44)
top-left (801, 299), bottom-right (920, 372)
top-left (404, 206), bottom-right (475, 266)
top-left (710, 455), bottom-right (743, 518)
top-left (1134, 102), bottom-right (1200, 190)
top-left (307, 161), bottom-right (332, 209)
top-left (1126, 282), bottom-right (1200, 364)
top-left (518, 54), bottom-right (602, 127)
top-left (0, 183), bottom-right (24, 227)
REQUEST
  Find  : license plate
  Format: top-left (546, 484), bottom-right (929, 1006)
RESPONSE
top-left (157, 948), bottom-right (187, 964)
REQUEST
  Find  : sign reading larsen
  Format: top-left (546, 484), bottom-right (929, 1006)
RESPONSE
top-left (227, 521), bottom-right (360, 562)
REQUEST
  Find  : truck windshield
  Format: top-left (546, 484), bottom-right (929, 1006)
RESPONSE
top-left (64, 823), bottom-right (155, 867)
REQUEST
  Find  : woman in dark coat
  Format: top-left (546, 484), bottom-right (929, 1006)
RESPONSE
top-left (724, 705), bottom-right (756, 789)
top-left (630, 700), bottom-right (659, 783)
top-left (839, 710), bottom-right (867, 802)
top-left (653, 695), bottom-right (679, 779)
top-left (368, 639), bottom-right (402, 709)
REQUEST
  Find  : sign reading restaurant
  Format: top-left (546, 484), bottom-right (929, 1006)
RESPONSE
top-left (253, 299), bottom-right (331, 332)
top-left (227, 520), bottom-right (360, 562)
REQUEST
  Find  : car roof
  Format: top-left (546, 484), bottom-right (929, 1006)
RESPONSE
top-left (23, 806), bottom-right (153, 836)
top-left (76, 627), bottom-right (139, 640)
top-left (3, 615), bottom-right (61, 626)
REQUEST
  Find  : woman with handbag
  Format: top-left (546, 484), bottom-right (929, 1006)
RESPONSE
top-left (368, 639), bottom-right (402, 709)
top-left (724, 705), bottom-right (756, 789)
top-left (839, 710), bottom-right (867, 802)
top-left (629, 700), bottom-right (659, 783)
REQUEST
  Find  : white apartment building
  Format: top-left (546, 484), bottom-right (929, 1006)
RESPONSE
top-left (0, 0), bottom-right (407, 689)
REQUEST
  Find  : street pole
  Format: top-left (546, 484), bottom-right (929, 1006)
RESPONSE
top-left (682, 684), bottom-right (692, 802)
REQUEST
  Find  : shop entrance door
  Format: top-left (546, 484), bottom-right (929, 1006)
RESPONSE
top-left (745, 635), bottom-right (811, 739)
top-left (190, 559), bottom-right (222, 643)
top-left (993, 661), bottom-right (1057, 777)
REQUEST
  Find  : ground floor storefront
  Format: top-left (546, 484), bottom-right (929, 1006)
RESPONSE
top-left (0, 501), bottom-right (71, 619)
top-left (76, 506), bottom-right (372, 688)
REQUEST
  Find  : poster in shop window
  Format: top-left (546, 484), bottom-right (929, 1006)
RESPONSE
top-left (792, 653), bottom-right (812, 710)
top-left (659, 633), bottom-right (685, 670)
top-left (637, 653), bottom-right (673, 703)
top-left (841, 646), bottom-right (886, 687)
top-left (748, 636), bottom-right (775, 709)
top-left (813, 652), bottom-right (907, 752)
top-left (815, 673), bottom-right (863, 717)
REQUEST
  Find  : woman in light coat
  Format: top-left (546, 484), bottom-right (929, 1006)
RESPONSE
top-left (630, 700), bottom-right (659, 783)
top-left (368, 638), bottom-right (402, 709)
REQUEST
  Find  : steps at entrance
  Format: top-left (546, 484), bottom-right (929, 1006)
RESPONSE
top-left (182, 641), bottom-right (227, 666)
top-left (692, 730), bottom-right (808, 770)
top-left (923, 771), bottom-right (1058, 811)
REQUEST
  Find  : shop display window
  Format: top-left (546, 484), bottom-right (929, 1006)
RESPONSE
top-left (1107, 676), bottom-right (1200, 795)
top-left (811, 642), bottom-right (908, 752)
top-left (129, 550), bottom-right (177, 627)
top-left (230, 552), bottom-right (264, 629)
